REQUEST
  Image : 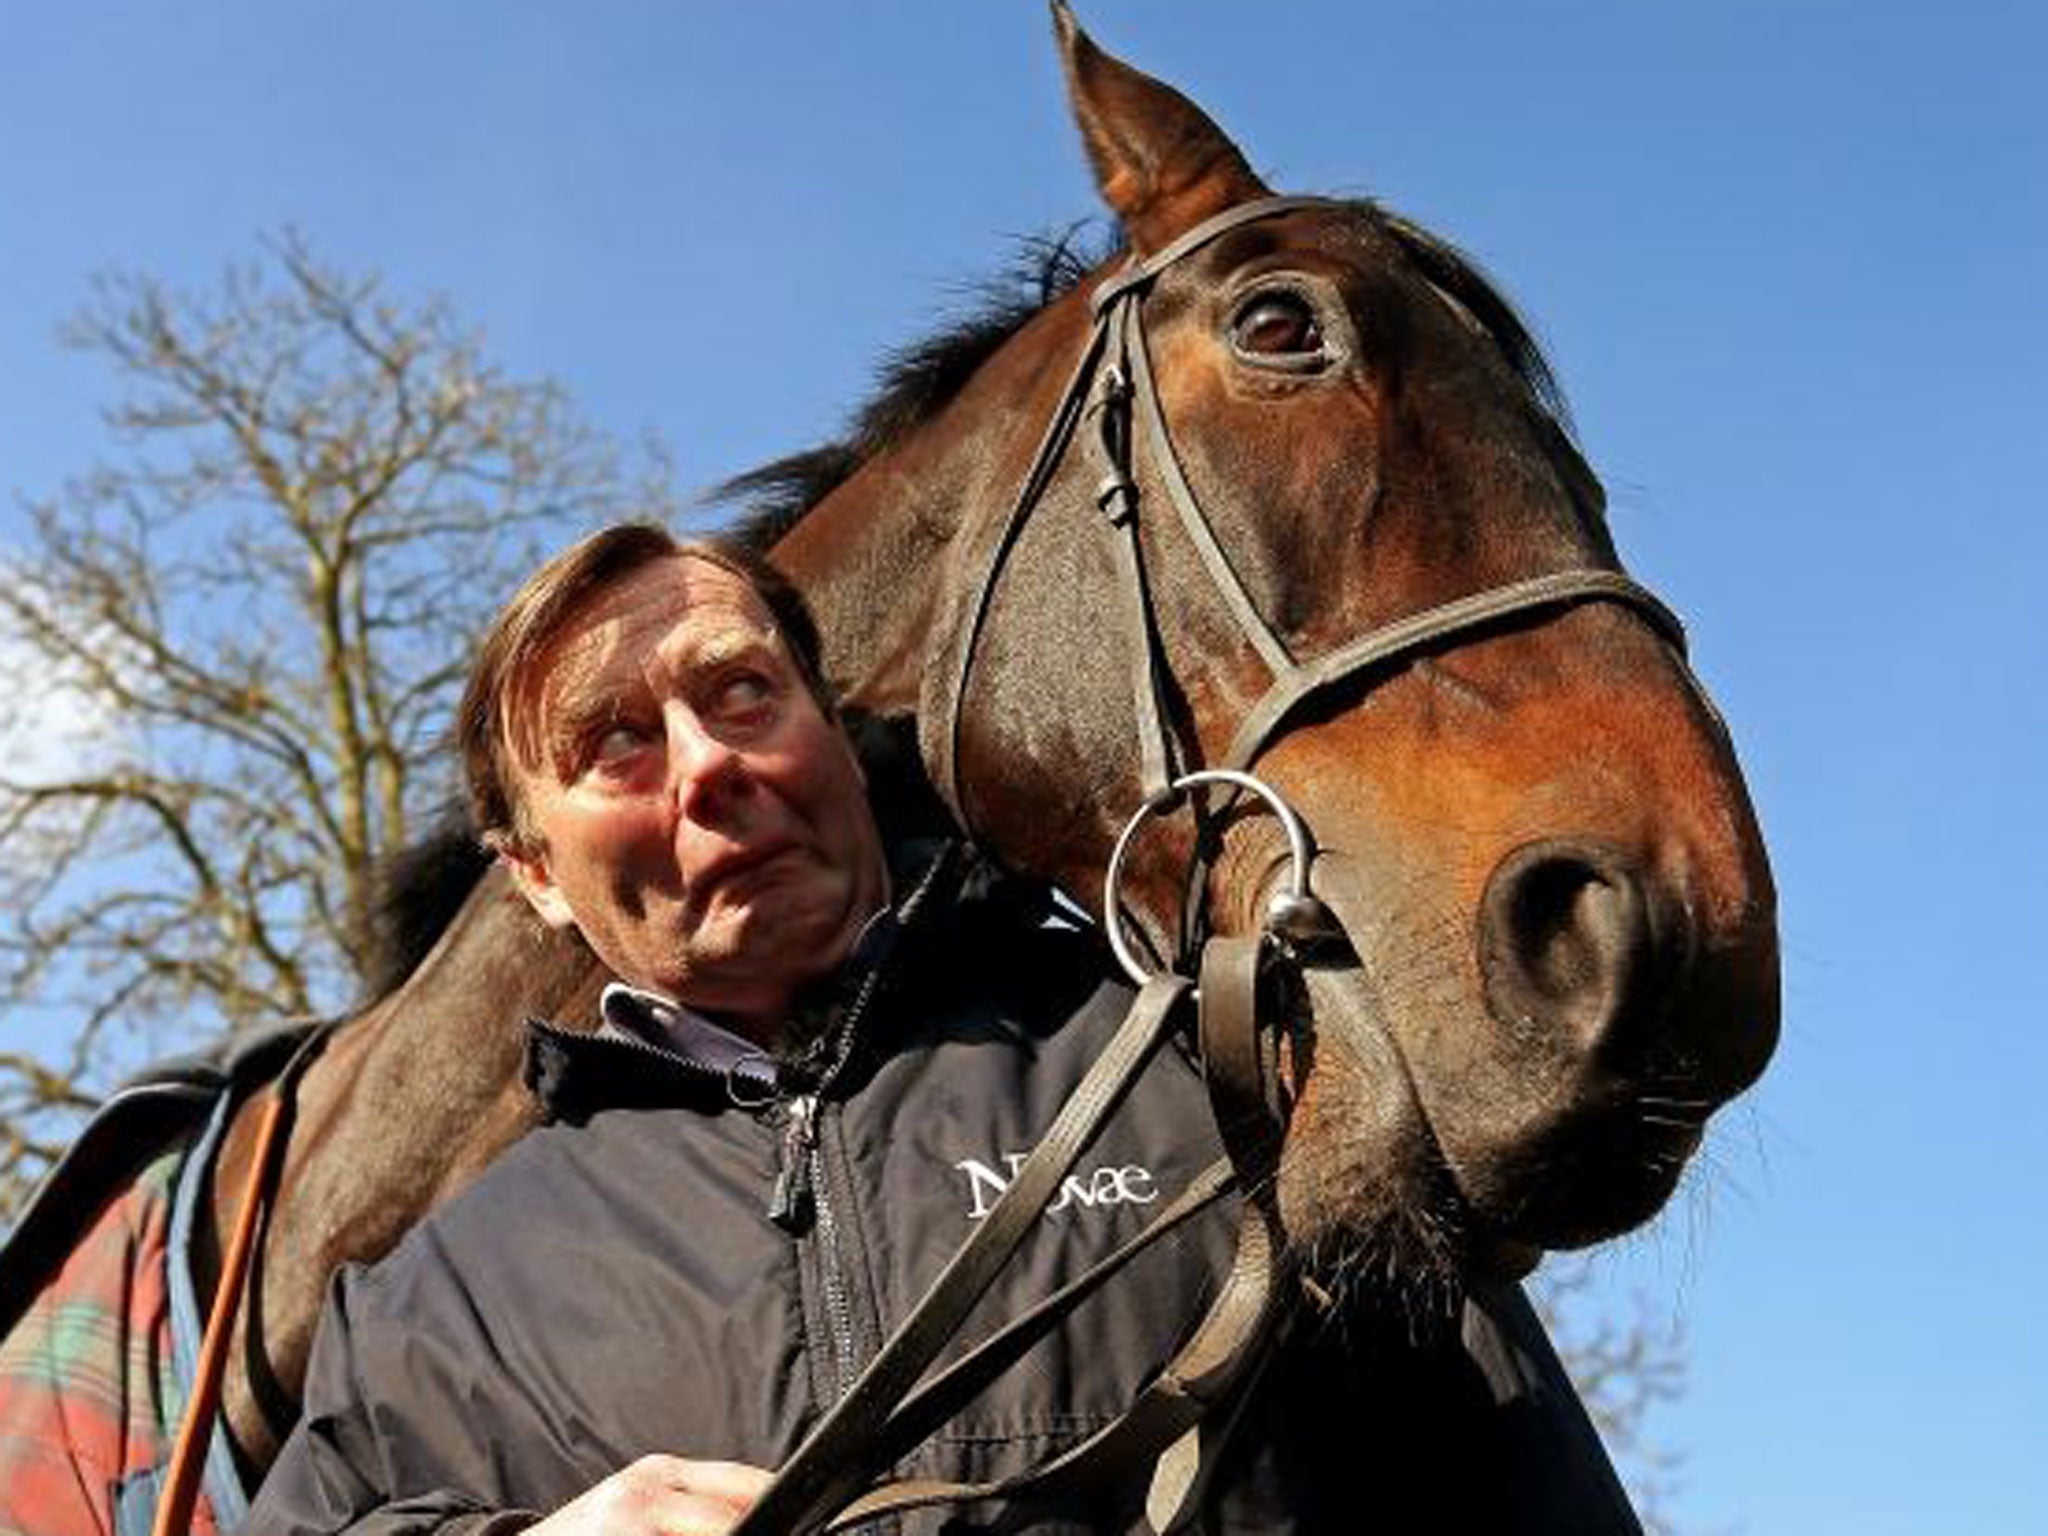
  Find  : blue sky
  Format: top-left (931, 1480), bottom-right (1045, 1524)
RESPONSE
top-left (3, 4), bottom-right (2042, 1531)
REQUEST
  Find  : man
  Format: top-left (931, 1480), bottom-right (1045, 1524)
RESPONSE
top-left (245, 525), bottom-right (1246, 1535)
top-left (247, 525), bottom-right (1638, 1536)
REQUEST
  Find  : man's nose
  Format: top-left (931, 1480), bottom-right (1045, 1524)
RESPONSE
top-left (664, 703), bottom-right (750, 817)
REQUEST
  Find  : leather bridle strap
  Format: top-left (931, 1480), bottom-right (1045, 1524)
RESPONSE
top-left (729, 973), bottom-right (1194, 1536)
top-left (1112, 208), bottom-right (1690, 789)
top-left (925, 302), bottom-right (1118, 834)
top-left (811, 938), bottom-right (1294, 1536)
top-left (930, 191), bottom-right (1690, 844)
top-left (925, 196), bottom-right (1326, 832)
top-left (1142, 934), bottom-right (1290, 1529)
top-left (1222, 568), bottom-right (1684, 773)
top-left (1091, 300), bottom-right (1185, 802)
top-left (1087, 194), bottom-right (1336, 316)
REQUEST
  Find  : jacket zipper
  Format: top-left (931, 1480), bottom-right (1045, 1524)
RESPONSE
top-left (767, 1093), bottom-right (861, 1401)
top-left (762, 842), bottom-right (956, 1235)
top-left (807, 1116), bottom-right (862, 1401)
top-left (767, 847), bottom-right (961, 1402)
top-left (768, 1093), bottom-right (817, 1231)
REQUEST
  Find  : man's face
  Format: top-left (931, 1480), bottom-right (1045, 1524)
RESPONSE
top-left (500, 555), bottom-right (888, 1036)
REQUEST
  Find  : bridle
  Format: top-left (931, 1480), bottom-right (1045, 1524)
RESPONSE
top-left (926, 194), bottom-right (1685, 871)
top-left (736, 196), bottom-right (1689, 1535)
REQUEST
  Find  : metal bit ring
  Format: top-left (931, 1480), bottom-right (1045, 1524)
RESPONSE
top-left (1102, 768), bottom-right (1315, 986)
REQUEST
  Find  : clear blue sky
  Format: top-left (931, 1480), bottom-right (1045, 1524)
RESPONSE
top-left (3, 4), bottom-right (2042, 1531)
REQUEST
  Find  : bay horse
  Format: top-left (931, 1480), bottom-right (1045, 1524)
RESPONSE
top-left (0, 8), bottom-right (1777, 1530)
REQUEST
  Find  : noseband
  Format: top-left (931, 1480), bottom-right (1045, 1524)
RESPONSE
top-left (927, 194), bottom-right (1686, 931)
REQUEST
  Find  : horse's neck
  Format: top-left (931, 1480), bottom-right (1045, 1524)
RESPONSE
top-left (774, 292), bottom-right (1095, 718)
top-left (775, 468), bottom-right (953, 716)
top-left (216, 865), bottom-right (607, 1468)
top-left (288, 867), bottom-right (603, 1217)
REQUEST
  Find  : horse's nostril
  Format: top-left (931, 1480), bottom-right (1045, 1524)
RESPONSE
top-left (1479, 838), bottom-right (1657, 1058)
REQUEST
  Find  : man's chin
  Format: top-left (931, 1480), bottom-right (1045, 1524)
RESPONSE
top-left (666, 902), bottom-right (868, 1016)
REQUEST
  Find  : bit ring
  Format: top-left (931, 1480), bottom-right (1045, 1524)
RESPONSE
top-left (1102, 768), bottom-right (1315, 986)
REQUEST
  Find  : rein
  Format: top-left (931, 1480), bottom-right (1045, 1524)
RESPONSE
top-left (735, 836), bottom-right (1303, 1536)
top-left (151, 1023), bottom-right (331, 1536)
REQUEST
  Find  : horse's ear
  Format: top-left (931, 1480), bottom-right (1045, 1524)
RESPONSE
top-left (1053, 2), bottom-right (1269, 255)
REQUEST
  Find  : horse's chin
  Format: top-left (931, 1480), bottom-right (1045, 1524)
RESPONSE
top-left (1270, 963), bottom-right (1484, 1320)
top-left (1273, 961), bottom-right (1694, 1310)
top-left (1461, 1102), bottom-right (1702, 1251)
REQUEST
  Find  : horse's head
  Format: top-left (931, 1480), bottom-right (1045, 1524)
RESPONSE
top-left (778, 8), bottom-right (1777, 1303)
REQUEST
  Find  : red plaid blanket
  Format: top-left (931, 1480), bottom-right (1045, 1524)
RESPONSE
top-left (0, 1149), bottom-right (219, 1536)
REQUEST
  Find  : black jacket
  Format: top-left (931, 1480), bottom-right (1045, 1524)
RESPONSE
top-left (244, 847), bottom-right (1639, 1535)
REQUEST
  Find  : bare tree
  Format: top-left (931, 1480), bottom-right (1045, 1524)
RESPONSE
top-left (0, 232), bottom-right (671, 1218)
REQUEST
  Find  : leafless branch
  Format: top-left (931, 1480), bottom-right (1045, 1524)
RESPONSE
top-left (1, 234), bottom-right (673, 1211)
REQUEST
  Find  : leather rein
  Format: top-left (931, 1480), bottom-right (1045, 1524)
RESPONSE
top-left (738, 197), bottom-right (1691, 1534)
top-left (152, 1023), bottom-right (332, 1536)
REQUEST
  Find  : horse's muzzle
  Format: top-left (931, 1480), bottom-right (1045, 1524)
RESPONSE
top-left (1477, 834), bottom-right (1779, 1100)
top-left (1478, 837), bottom-right (1666, 1063)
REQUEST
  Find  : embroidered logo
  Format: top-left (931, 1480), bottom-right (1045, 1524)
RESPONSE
top-left (955, 1151), bottom-right (1159, 1220)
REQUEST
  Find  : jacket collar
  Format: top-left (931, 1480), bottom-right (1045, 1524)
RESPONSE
top-left (524, 838), bottom-right (970, 1122)
top-left (599, 984), bottom-right (778, 1091)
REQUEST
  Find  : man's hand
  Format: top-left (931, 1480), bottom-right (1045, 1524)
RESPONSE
top-left (527, 1455), bottom-right (774, 1536)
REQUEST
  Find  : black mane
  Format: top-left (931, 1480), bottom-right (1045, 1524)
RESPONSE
top-left (724, 223), bottom-right (1111, 549)
top-left (358, 804), bottom-right (493, 1002)
top-left (722, 200), bottom-right (1575, 545)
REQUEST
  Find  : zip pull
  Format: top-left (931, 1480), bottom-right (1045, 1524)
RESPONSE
top-left (768, 1094), bottom-right (819, 1233)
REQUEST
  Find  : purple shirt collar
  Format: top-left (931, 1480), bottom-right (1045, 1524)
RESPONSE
top-left (599, 983), bottom-right (778, 1089)
top-left (596, 905), bottom-right (900, 1093)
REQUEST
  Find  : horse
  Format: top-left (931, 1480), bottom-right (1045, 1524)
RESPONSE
top-left (769, 5), bottom-right (1777, 1292)
top-left (0, 8), bottom-right (1777, 1531)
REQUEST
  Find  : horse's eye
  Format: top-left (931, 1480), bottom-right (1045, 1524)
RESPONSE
top-left (1229, 293), bottom-right (1324, 360)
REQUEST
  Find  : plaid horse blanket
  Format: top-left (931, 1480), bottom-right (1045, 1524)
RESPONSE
top-left (0, 1025), bottom-right (315, 1536)
top-left (0, 1149), bottom-right (220, 1536)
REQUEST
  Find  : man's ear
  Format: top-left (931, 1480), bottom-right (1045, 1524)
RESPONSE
top-left (497, 837), bottom-right (577, 930)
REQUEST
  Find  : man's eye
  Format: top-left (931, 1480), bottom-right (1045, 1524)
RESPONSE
top-left (709, 673), bottom-right (775, 721)
top-left (591, 723), bottom-right (653, 766)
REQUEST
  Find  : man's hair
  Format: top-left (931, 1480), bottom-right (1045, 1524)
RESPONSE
top-left (456, 523), bottom-right (828, 853)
